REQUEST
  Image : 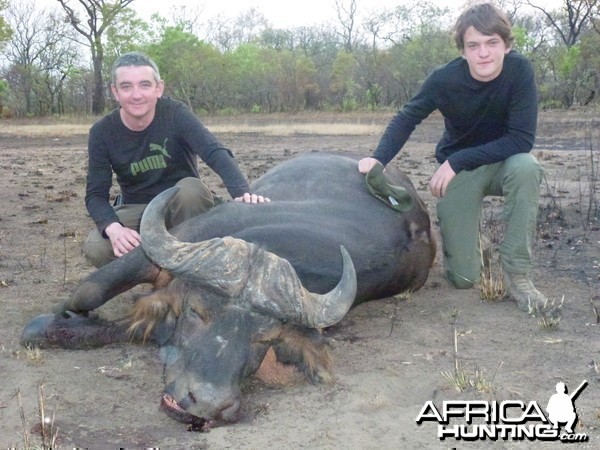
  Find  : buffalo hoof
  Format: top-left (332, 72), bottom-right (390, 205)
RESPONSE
top-left (20, 313), bottom-right (59, 348)
top-left (20, 311), bottom-right (126, 349)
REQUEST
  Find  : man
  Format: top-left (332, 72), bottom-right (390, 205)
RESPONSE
top-left (358, 3), bottom-right (548, 315)
top-left (84, 51), bottom-right (267, 268)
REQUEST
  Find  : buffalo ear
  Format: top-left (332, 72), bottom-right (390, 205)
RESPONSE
top-left (270, 324), bottom-right (334, 384)
top-left (254, 347), bottom-right (304, 386)
top-left (128, 287), bottom-right (183, 343)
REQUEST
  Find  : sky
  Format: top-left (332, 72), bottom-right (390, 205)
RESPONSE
top-left (36, 0), bottom-right (565, 29)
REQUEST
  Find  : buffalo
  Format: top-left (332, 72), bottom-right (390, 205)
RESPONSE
top-left (22, 152), bottom-right (435, 429)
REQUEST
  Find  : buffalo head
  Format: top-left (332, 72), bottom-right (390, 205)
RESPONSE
top-left (132, 187), bottom-right (357, 426)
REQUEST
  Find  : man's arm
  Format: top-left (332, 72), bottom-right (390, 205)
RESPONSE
top-left (175, 107), bottom-right (250, 198)
top-left (175, 107), bottom-right (269, 203)
top-left (85, 124), bottom-right (143, 256)
top-left (358, 79), bottom-right (437, 174)
top-left (85, 125), bottom-right (121, 236)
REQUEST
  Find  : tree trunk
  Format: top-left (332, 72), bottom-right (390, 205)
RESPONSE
top-left (92, 52), bottom-right (105, 115)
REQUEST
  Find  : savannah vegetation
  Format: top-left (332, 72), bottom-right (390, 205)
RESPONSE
top-left (0, 0), bottom-right (599, 118)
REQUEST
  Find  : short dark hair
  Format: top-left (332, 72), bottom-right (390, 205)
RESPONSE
top-left (453, 3), bottom-right (514, 50)
top-left (111, 51), bottom-right (161, 85)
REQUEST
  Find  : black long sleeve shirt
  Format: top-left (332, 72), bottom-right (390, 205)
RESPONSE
top-left (85, 97), bottom-right (250, 235)
top-left (373, 51), bottom-right (538, 173)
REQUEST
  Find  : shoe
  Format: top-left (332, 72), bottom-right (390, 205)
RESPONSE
top-left (503, 272), bottom-right (549, 315)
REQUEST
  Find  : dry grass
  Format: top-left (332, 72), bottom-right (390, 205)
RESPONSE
top-left (537, 315), bottom-right (561, 330)
top-left (24, 345), bottom-right (45, 366)
top-left (479, 267), bottom-right (505, 301)
top-left (0, 111), bottom-right (391, 138)
top-left (213, 122), bottom-right (383, 136)
top-left (440, 309), bottom-right (500, 394)
top-left (590, 296), bottom-right (600, 323)
top-left (441, 363), bottom-right (497, 394)
top-left (0, 123), bottom-right (92, 137)
top-left (477, 232), bottom-right (506, 302)
top-left (0, 121), bottom-right (383, 138)
top-left (16, 384), bottom-right (60, 449)
top-left (1, 110), bottom-right (593, 140)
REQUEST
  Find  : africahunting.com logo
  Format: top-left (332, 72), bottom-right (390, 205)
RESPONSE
top-left (416, 380), bottom-right (589, 443)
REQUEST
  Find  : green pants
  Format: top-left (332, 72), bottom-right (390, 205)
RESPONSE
top-left (436, 153), bottom-right (543, 289)
top-left (83, 177), bottom-right (215, 268)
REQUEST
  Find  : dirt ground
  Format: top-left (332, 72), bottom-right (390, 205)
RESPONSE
top-left (0, 111), bottom-right (599, 449)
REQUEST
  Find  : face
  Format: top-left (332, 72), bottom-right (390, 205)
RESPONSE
top-left (461, 26), bottom-right (511, 82)
top-left (157, 284), bottom-right (277, 424)
top-left (111, 65), bottom-right (164, 128)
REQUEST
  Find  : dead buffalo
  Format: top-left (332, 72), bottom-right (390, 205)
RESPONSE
top-left (21, 152), bottom-right (435, 429)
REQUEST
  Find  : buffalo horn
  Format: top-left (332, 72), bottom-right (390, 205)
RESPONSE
top-left (263, 244), bottom-right (357, 329)
top-left (141, 187), bottom-right (357, 328)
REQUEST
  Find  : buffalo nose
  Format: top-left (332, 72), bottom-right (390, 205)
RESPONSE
top-left (215, 397), bottom-right (241, 422)
top-left (180, 389), bottom-right (241, 422)
top-left (193, 393), bottom-right (241, 422)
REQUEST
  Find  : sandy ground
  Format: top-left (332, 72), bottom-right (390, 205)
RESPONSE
top-left (0, 112), bottom-right (599, 449)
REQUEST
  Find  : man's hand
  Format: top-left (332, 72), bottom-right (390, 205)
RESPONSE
top-left (105, 222), bottom-right (142, 257)
top-left (234, 193), bottom-right (271, 203)
top-left (357, 157), bottom-right (380, 174)
top-left (429, 160), bottom-right (456, 198)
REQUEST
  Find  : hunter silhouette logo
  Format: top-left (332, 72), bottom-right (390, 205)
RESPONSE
top-left (415, 380), bottom-right (589, 442)
top-left (546, 380), bottom-right (586, 434)
top-left (131, 138), bottom-right (170, 176)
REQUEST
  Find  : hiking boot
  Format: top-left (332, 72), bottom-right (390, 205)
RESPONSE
top-left (503, 272), bottom-right (550, 315)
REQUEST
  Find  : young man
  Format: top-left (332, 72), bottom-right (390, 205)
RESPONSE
top-left (358, 3), bottom-right (548, 315)
top-left (84, 51), bottom-right (267, 268)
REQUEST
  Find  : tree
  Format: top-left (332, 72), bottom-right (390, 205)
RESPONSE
top-left (57, 0), bottom-right (135, 114)
top-left (330, 50), bottom-right (358, 110)
top-left (227, 43), bottom-right (269, 112)
top-left (166, 3), bottom-right (204, 35)
top-left (259, 25), bottom-right (340, 109)
top-left (334, 0), bottom-right (358, 52)
top-left (591, 1), bottom-right (600, 36)
top-left (2, 0), bottom-right (599, 115)
top-left (258, 46), bottom-right (319, 112)
top-left (526, 0), bottom-right (599, 107)
top-left (205, 8), bottom-right (268, 52)
top-left (3, 0), bottom-right (78, 116)
top-left (0, 78), bottom-right (8, 116)
top-left (578, 30), bottom-right (600, 105)
top-left (0, 0), bottom-right (12, 49)
top-left (363, 1), bottom-right (450, 48)
top-left (528, 0), bottom-right (598, 47)
top-left (104, 7), bottom-right (150, 61)
top-left (359, 1), bottom-right (453, 108)
top-left (145, 26), bottom-right (227, 114)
